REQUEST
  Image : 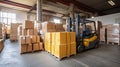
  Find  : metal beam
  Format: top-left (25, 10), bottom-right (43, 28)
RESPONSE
top-left (0, 0), bottom-right (31, 9)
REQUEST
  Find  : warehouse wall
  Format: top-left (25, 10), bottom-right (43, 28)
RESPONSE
top-left (0, 6), bottom-right (65, 24)
top-left (89, 13), bottom-right (120, 25)
top-left (0, 6), bottom-right (36, 23)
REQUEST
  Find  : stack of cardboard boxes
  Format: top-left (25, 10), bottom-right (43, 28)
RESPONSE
top-left (0, 39), bottom-right (4, 52)
top-left (100, 27), bottom-right (106, 42)
top-left (107, 24), bottom-right (120, 45)
top-left (20, 20), bottom-right (43, 54)
top-left (45, 32), bottom-right (76, 59)
top-left (10, 23), bottom-right (21, 41)
top-left (42, 22), bottom-right (65, 40)
top-left (0, 24), bottom-right (4, 52)
top-left (0, 23), bottom-right (5, 40)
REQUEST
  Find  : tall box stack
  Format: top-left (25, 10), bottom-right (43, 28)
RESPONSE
top-left (54, 32), bottom-right (67, 59)
top-left (18, 25), bottom-right (23, 37)
top-left (107, 24), bottom-right (120, 45)
top-left (10, 23), bottom-right (21, 41)
top-left (100, 27), bottom-right (106, 42)
top-left (42, 22), bottom-right (56, 39)
top-left (0, 39), bottom-right (4, 52)
top-left (70, 32), bottom-right (76, 55)
top-left (51, 32), bottom-right (56, 55)
top-left (20, 20), bottom-right (43, 54)
top-left (56, 24), bottom-right (64, 32)
top-left (44, 32), bottom-right (76, 60)
top-left (44, 32), bottom-right (52, 52)
top-left (0, 24), bottom-right (4, 39)
top-left (66, 32), bottom-right (71, 57)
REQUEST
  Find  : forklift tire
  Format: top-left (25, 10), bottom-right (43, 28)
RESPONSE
top-left (95, 41), bottom-right (99, 48)
top-left (77, 45), bottom-right (85, 53)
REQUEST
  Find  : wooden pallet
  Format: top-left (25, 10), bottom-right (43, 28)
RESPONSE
top-left (21, 50), bottom-right (43, 54)
top-left (10, 40), bottom-right (18, 42)
top-left (45, 51), bottom-right (76, 61)
top-left (107, 42), bottom-right (119, 45)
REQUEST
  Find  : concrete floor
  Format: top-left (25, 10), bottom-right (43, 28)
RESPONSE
top-left (0, 39), bottom-right (120, 67)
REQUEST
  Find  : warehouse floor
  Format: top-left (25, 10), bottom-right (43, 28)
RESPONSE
top-left (0, 39), bottom-right (120, 67)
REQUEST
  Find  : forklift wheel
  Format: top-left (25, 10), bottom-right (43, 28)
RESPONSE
top-left (77, 45), bottom-right (84, 53)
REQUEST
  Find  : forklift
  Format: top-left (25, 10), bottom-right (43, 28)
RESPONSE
top-left (68, 14), bottom-right (99, 53)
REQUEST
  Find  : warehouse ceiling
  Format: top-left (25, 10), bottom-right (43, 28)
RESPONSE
top-left (77, 0), bottom-right (120, 15)
top-left (0, 0), bottom-right (120, 18)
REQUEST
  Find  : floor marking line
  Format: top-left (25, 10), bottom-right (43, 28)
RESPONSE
top-left (71, 58), bottom-right (90, 67)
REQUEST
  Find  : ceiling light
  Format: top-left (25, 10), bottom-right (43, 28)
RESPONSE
top-left (108, 0), bottom-right (115, 6)
top-left (91, 16), bottom-right (94, 18)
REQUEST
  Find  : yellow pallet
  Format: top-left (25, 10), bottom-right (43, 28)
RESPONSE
top-left (70, 32), bottom-right (76, 43)
top-left (55, 32), bottom-right (67, 45)
top-left (54, 45), bottom-right (67, 59)
top-left (70, 42), bottom-right (76, 55)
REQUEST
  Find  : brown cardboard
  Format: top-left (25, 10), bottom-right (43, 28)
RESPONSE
top-left (21, 44), bottom-right (27, 53)
top-left (31, 35), bottom-right (36, 43)
top-left (25, 36), bottom-right (31, 44)
top-left (39, 42), bottom-right (43, 50)
top-left (24, 20), bottom-right (34, 29)
top-left (23, 29), bottom-right (27, 35)
top-left (33, 43), bottom-right (39, 51)
top-left (56, 24), bottom-right (64, 32)
top-left (34, 29), bottom-right (38, 35)
top-left (0, 39), bottom-right (4, 52)
top-left (36, 35), bottom-right (40, 43)
top-left (27, 29), bottom-right (34, 35)
top-left (27, 44), bottom-right (32, 52)
top-left (20, 36), bottom-right (26, 45)
top-left (10, 35), bottom-right (18, 41)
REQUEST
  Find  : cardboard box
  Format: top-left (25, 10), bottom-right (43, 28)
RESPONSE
top-left (27, 44), bottom-right (32, 52)
top-left (70, 42), bottom-right (76, 55)
top-left (33, 43), bottom-right (39, 51)
top-left (18, 25), bottom-right (23, 36)
top-left (10, 29), bottom-right (17, 35)
top-left (39, 42), bottom-right (43, 50)
top-left (21, 44), bottom-right (27, 53)
top-left (23, 29), bottom-right (27, 35)
top-left (55, 32), bottom-right (67, 45)
top-left (34, 29), bottom-right (38, 35)
top-left (11, 23), bottom-right (19, 29)
top-left (34, 21), bottom-right (42, 30)
top-left (56, 24), bottom-right (64, 32)
top-left (24, 20), bottom-right (34, 29)
top-left (66, 32), bottom-right (71, 57)
top-left (54, 45), bottom-right (67, 59)
top-left (27, 29), bottom-right (34, 35)
top-left (0, 39), bottom-right (4, 52)
top-left (20, 36), bottom-right (25, 45)
top-left (100, 27), bottom-right (105, 41)
top-left (31, 35), bottom-right (36, 43)
top-left (25, 36), bottom-right (31, 44)
top-left (45, 32), bottom-right (52, 43)
top-left (51, 32), bottom-right (56, 54)
top-left (36, 35), bottom-right (40, 43)
top-left (10, 35), bottom-right (18, 41)
top-left (71, 32), bottom-right (76, 43)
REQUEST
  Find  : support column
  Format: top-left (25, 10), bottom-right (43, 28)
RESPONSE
top-left (69, 4), bottom-right (75, 32)
top-left (37, 0), bottom-right (42, 22)
top-left (27, 13), bottom-right (30, 20)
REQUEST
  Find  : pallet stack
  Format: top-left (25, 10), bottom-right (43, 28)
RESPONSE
top-left (45, 32), bottom-right (76, 60)
top-left (42, 22), bottom-right (64, 40)
top-left (0, 39), bottom-right (4, 52)
top-left (20, 20), bottom-right (43, 54)
top-left (107, 24), bottom-right (120, 45)
top-left (10, 23), bottom-right (21, 41)
top-left (100, 27), bottom-right (106, 42)
top-left (0, 23), bottom-right (5, 40)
